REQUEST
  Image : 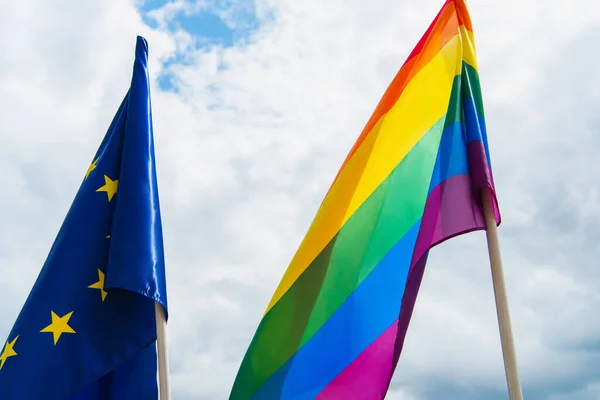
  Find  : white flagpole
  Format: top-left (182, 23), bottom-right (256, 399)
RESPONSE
top-left (155, 302), bottom-right (171, 400)
top-left (482, 188), bottom-right (523, 400)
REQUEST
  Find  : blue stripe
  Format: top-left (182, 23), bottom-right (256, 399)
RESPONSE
top-left (428, 102), bottom-right (490, 196)
top-left (463, 95), bottom-right (492, 167)
top-left (252, 221), bottom-right (421, 400)
top-left (428, 121), bottom-right (469, 193)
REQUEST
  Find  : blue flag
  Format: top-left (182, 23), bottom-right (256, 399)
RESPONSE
top-left (0, 36), bottom-right (167, 399)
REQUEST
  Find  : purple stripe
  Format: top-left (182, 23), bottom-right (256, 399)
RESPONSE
top-left (315, 321), bottom-right (398, 400)
top-left (468, 140), bottom-right (500, 224)
top-left (316, 173), bottom-right (491, 399)
top-left (393, 255), bottom-right (427, 370)
top-left (410, 173), bottom-right (486, 274)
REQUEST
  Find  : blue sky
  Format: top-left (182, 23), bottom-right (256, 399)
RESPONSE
top-left (139, 0), bottom-right (259, 44)
top-left (138, 0), bottom-right (261, 90)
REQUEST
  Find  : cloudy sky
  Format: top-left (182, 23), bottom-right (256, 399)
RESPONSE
top-left (1, 0), bottom-right (600, 399)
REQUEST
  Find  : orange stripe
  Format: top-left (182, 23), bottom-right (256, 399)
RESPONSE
top-left (454, 0), bottom-right (473, 32)
top-left (324, 0), bottom-right (470, 197)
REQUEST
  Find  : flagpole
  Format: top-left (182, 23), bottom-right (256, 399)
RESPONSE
top-left (482, 188), bottom-right (523, 400)
top-left (155, 302), bottom-right (171, 400)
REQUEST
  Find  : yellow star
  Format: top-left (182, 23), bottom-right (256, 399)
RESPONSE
top-left (85, 158), bottom-right (99, 180)
top-left (88, 269), bottom-right (108, 302)
top-left (96, 175), bottom-right (119, 202)
top-left (0, 336), bottom-right (18, 370)
top-left (40, 311), bottom-right (76, 345)
top-left (105, 235), bottom-right (110, 239)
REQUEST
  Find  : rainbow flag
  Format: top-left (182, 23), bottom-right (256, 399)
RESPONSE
top-left (229, 0), bottom-right (500, 398)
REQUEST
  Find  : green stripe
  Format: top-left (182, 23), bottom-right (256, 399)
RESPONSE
top-left (462, 62), bottom-right (484, 116)
top-left (230, 76), bottom-right (463, 400)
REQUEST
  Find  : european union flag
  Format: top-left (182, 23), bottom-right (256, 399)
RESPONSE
top-left (0, 36), bottom-right (168, 399)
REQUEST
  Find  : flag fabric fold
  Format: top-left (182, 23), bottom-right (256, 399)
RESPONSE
top-left (0, 35), bottom-right (167, 399)
top-left (229, 0), bottom-right (499, 399)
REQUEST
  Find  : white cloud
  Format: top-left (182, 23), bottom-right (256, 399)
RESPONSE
top-left (1, 0), bottom-right (600, 399)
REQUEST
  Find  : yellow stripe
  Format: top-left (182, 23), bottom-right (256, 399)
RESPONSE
top-left (265, 33), bottom-right (464, 314)
top-left (460, 26), bottom-right (478, 69)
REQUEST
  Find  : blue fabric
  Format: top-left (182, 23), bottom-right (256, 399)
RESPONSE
top-left (0, 36), bottom-right (167, 399)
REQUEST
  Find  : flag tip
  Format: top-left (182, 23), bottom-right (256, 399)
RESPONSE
top-left (135, 35), bottom-right (149, 58)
